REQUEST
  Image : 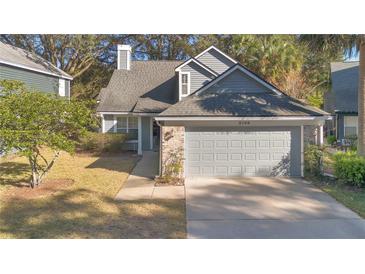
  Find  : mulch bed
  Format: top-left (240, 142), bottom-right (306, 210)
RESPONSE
top-left (154, 177), bottom-right (185, 187)
top-left (3, 179), bottom-right (74, 200)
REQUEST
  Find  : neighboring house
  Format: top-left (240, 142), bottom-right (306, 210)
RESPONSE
top-left (325, 61), bottom-right (359, 140)
top-left (97, 45), bottom-right (330, 177)
top-left (0, 41), bottom-right (72, 97)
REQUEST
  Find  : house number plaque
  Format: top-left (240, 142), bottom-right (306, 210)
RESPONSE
top-left (238, 121), bottom-right (250, 126)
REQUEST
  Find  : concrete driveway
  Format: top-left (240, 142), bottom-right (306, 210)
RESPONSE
top-left (185, 177), bottom-right (365, 238)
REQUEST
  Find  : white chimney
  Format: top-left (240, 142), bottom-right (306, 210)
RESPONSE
top-left (117, 45), bottom-right (132, 70)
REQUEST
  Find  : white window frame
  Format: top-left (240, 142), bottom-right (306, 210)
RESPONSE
top-left (116, 116), bottom-right (127, 133)
top-left (344, 115), bottom-right (358, 137)
top-left (127, 117), bottom-right (138, 134)
top-left (115, 116), bottom-right (138, 133)
top-left (179, 72), bottom-right (190, 99)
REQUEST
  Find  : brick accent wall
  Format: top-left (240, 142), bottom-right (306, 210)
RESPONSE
top-left (160, 126), bottom-right (185, 177)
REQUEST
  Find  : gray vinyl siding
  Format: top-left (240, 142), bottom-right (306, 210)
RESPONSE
top-left (0, 63), bottom-right (59, 94)
top-left (196, 48), bottom-right (235, 74)
top-left (104, 115), bottom-right (115, 133)
top-left (204, 69), bottom-right (273, 94)
top-left (181, 62), bottom-right (215, 94)
top-left (142, 116), bottom-right (152, 151)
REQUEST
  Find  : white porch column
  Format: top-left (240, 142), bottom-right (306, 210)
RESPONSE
top-left (101, 114), bottom-right (105, 133)
top-left (138, 116), bottom-right (142, 155)
top-left (150, 117), bottom-right (153, 150)
top-left (319, 125), bottom-right (324, 146)
top-left (113, 115), bottom-right (117, 133)
top-left (301, 125), bottom-right (304, 177)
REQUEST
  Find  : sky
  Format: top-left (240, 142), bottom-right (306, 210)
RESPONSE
top-left (345, 46), bottom-right (359, 61)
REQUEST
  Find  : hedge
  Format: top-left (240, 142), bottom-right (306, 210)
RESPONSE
top-left (333, 151), bottom-right (365, 187)
top-left (77, 132), bottom-right (127, 153)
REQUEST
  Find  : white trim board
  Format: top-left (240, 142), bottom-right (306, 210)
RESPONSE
top-left (150, 117), bottom-right (153, 150)
top-left (195, 64), bottom-right (282, 96)
top-left (175, 58), bottom-right (218, 76)
top-left (137, 117), bottom-right (142, 155)
top-left (97, 111), bottom-right (158, 116)
top-left (0, 59), bottom-right (73, 80)
top-left (301, 125), bottom-right (304, 177)
top-left (194, 45), bottom-right (238, 65)
top-left (101, 114), bottom-right (105, 133)
top-left (155, 116), bottom-right (332, 122)
top-left (58, 78), bottom-right (66, 97)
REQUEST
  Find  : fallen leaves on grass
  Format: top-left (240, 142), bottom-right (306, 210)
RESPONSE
top-left (3, 179), bottom-right (74, 200)
top-left (0, 150), bottom-right (186, 239)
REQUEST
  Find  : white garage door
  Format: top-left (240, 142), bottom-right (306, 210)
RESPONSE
top-left (185, 127), bottom-right (301, 177)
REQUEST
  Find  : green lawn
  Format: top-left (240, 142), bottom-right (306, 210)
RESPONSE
top-left (0, 150), bottom-right (186, 239)
top-left (319, 183), bottom-right (365, 219)
top-left (314, 147), bottom-right (365, 219)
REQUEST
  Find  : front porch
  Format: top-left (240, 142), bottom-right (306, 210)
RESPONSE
top-left (100, 113), bottom-right (160, 155)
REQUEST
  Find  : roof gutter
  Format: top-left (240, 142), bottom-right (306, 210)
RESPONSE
top-left (334, 110), bottom-right (358, 114)
top-left (97, 111), bottom-right (159, 116)
top-left (155, 116), bottom-right (332, 121)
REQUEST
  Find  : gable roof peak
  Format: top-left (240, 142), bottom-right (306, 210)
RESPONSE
top-left (194, 63), bottom-right (283, 96)
top-left (174, 57), bottom-right (218, 76)
top-left (194, 45), bottom-right (238, 64)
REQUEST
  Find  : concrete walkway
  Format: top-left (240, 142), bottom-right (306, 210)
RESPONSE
top-left (185, 177), bottom-right (365, 239)
top-left (115, 151), bottom-right (185, 200)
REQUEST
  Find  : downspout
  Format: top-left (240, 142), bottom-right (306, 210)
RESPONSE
top-left (155, 120), bottom-right (163, 176)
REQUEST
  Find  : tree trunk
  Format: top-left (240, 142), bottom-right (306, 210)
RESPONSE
top-left (29, 158), bottom-right (39, 188)
top-left (29, 157), bottom-right (40, 188)
top-left (31, 171), bottom-right (39, 188)
top-left (358, 41), bottom-right (365, 156)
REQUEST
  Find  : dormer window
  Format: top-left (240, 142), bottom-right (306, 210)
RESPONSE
top-left (180, 72), bottom-right (190, 97)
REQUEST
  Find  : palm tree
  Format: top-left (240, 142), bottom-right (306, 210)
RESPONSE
top-left (301, 35), bottom-right (365, 156)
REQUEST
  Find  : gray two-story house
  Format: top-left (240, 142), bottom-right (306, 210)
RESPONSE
top-left (325, 61), bottom-right (359, 140)
top-left (0, 41), bottom-right (72, 97)
top-left (97, 45), bottom-right (330, 178)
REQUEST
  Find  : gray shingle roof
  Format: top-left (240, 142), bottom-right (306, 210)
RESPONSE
top-left (328, 61), bottom-right (359, 113)
top-left (159, 93), bottom-right (329, 117)
top-left (97, 60), bottom-right (182, 113)
top-left (0, 41), bottom-right (72, 79)
top-left (133, 98), bottom-right (173, 113)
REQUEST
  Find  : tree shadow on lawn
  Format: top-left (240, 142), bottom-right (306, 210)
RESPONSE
top-left (0, 187), bottom-right (186, 239)
top-left (85, 153), bottom-right (140, 173)
top-left (0, 162), bottom-right (31, 188)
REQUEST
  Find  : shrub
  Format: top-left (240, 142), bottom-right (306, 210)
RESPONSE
top-left (304, 145), bottom-right (323, 177)
top-left (326, 135), bottom-right (336, 145)
top-left (155, 148), bottom-right (184, 185)
top-left (333, 151), bottom-right (365, 187)
top-left (0, 80), bottom-right (96, 187)
top-left (78, 132), bottom-right (127, 153)
top-left (347, 135), bottom-right (358, 151)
